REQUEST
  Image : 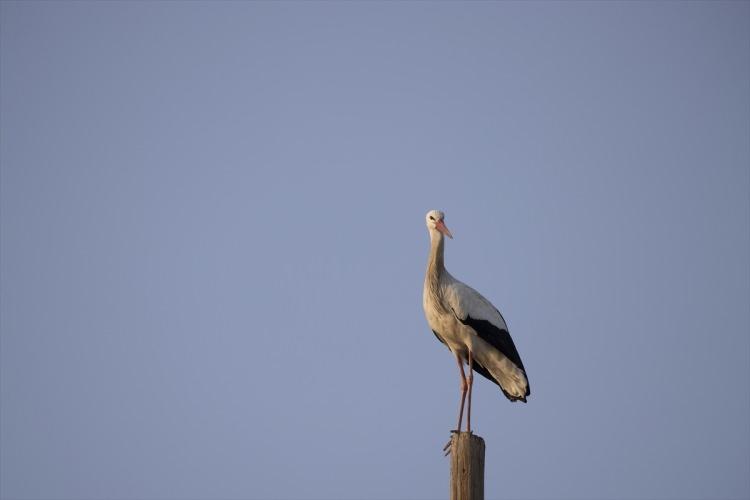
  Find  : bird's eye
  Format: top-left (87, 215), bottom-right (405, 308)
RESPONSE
top-left (429, 216), bottom-right (435, 221)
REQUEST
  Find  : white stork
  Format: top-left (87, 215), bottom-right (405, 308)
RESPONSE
top-left (422, 210), bottom-right (529, 437)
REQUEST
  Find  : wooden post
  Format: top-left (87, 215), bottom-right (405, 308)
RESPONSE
top-left (449, 432), bottom-right (485, 500)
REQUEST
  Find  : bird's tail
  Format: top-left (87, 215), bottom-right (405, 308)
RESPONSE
top-left (473, 354), bottom-right (530, 403)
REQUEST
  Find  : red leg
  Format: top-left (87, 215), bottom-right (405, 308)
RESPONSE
top-left (455, 353), bottom-right (468, 433)
top-left (467, 350), bottom-right (475, 433)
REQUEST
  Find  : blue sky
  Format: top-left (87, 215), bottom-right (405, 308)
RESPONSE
top-left (1, 2), bottom-right (748, 499)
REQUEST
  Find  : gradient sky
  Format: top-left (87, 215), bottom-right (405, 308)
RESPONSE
top-left (1, 2), bottom-right (749, 499)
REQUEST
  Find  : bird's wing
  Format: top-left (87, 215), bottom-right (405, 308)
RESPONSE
top-left (442, 280), bottom-right (527, 373)
top-left (442, 279), bottom-right (508, 330)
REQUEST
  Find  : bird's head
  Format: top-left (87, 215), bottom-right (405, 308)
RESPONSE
top-left (425, 210), bottom-right (453, 239)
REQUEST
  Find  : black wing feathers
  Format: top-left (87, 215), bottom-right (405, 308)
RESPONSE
top-left (459, 315), bottom-right (530, 400)
top-left (459, 315), bottom-right (526, 372)
top-left (433, 317), bottom-right (530, 402)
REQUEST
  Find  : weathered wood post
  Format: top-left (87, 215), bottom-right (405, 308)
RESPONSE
top-left (449, 432), bottom-right (485, 500)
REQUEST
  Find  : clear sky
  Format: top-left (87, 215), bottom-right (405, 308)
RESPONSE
top-left (1, 2), bottom-right (748, 499)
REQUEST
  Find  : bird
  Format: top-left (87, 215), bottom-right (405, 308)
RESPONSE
top-left (422, 209), bottom-right (529, 440)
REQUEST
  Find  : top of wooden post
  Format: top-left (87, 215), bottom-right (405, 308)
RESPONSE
top-left (450, 432), bottom-right (485, 500)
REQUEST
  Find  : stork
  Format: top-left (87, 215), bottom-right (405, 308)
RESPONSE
top-left (422, 210), bottom-right (529, 438)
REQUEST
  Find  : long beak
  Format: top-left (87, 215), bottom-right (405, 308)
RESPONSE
top-left (436, 220), bottom-right (453, 239)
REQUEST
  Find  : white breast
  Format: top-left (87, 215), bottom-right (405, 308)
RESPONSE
top-left (423, 280), bottom-right (473, 359)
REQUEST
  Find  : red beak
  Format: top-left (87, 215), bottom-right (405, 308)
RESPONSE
top-left (435, 219), bottom-right (453, 239)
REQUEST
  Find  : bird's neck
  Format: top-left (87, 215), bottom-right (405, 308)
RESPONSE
top-left (427, 231), bottom-right (445, 282)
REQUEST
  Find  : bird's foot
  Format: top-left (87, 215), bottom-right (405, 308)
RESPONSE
top-left (443, 430), bottom-right (459, 456)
